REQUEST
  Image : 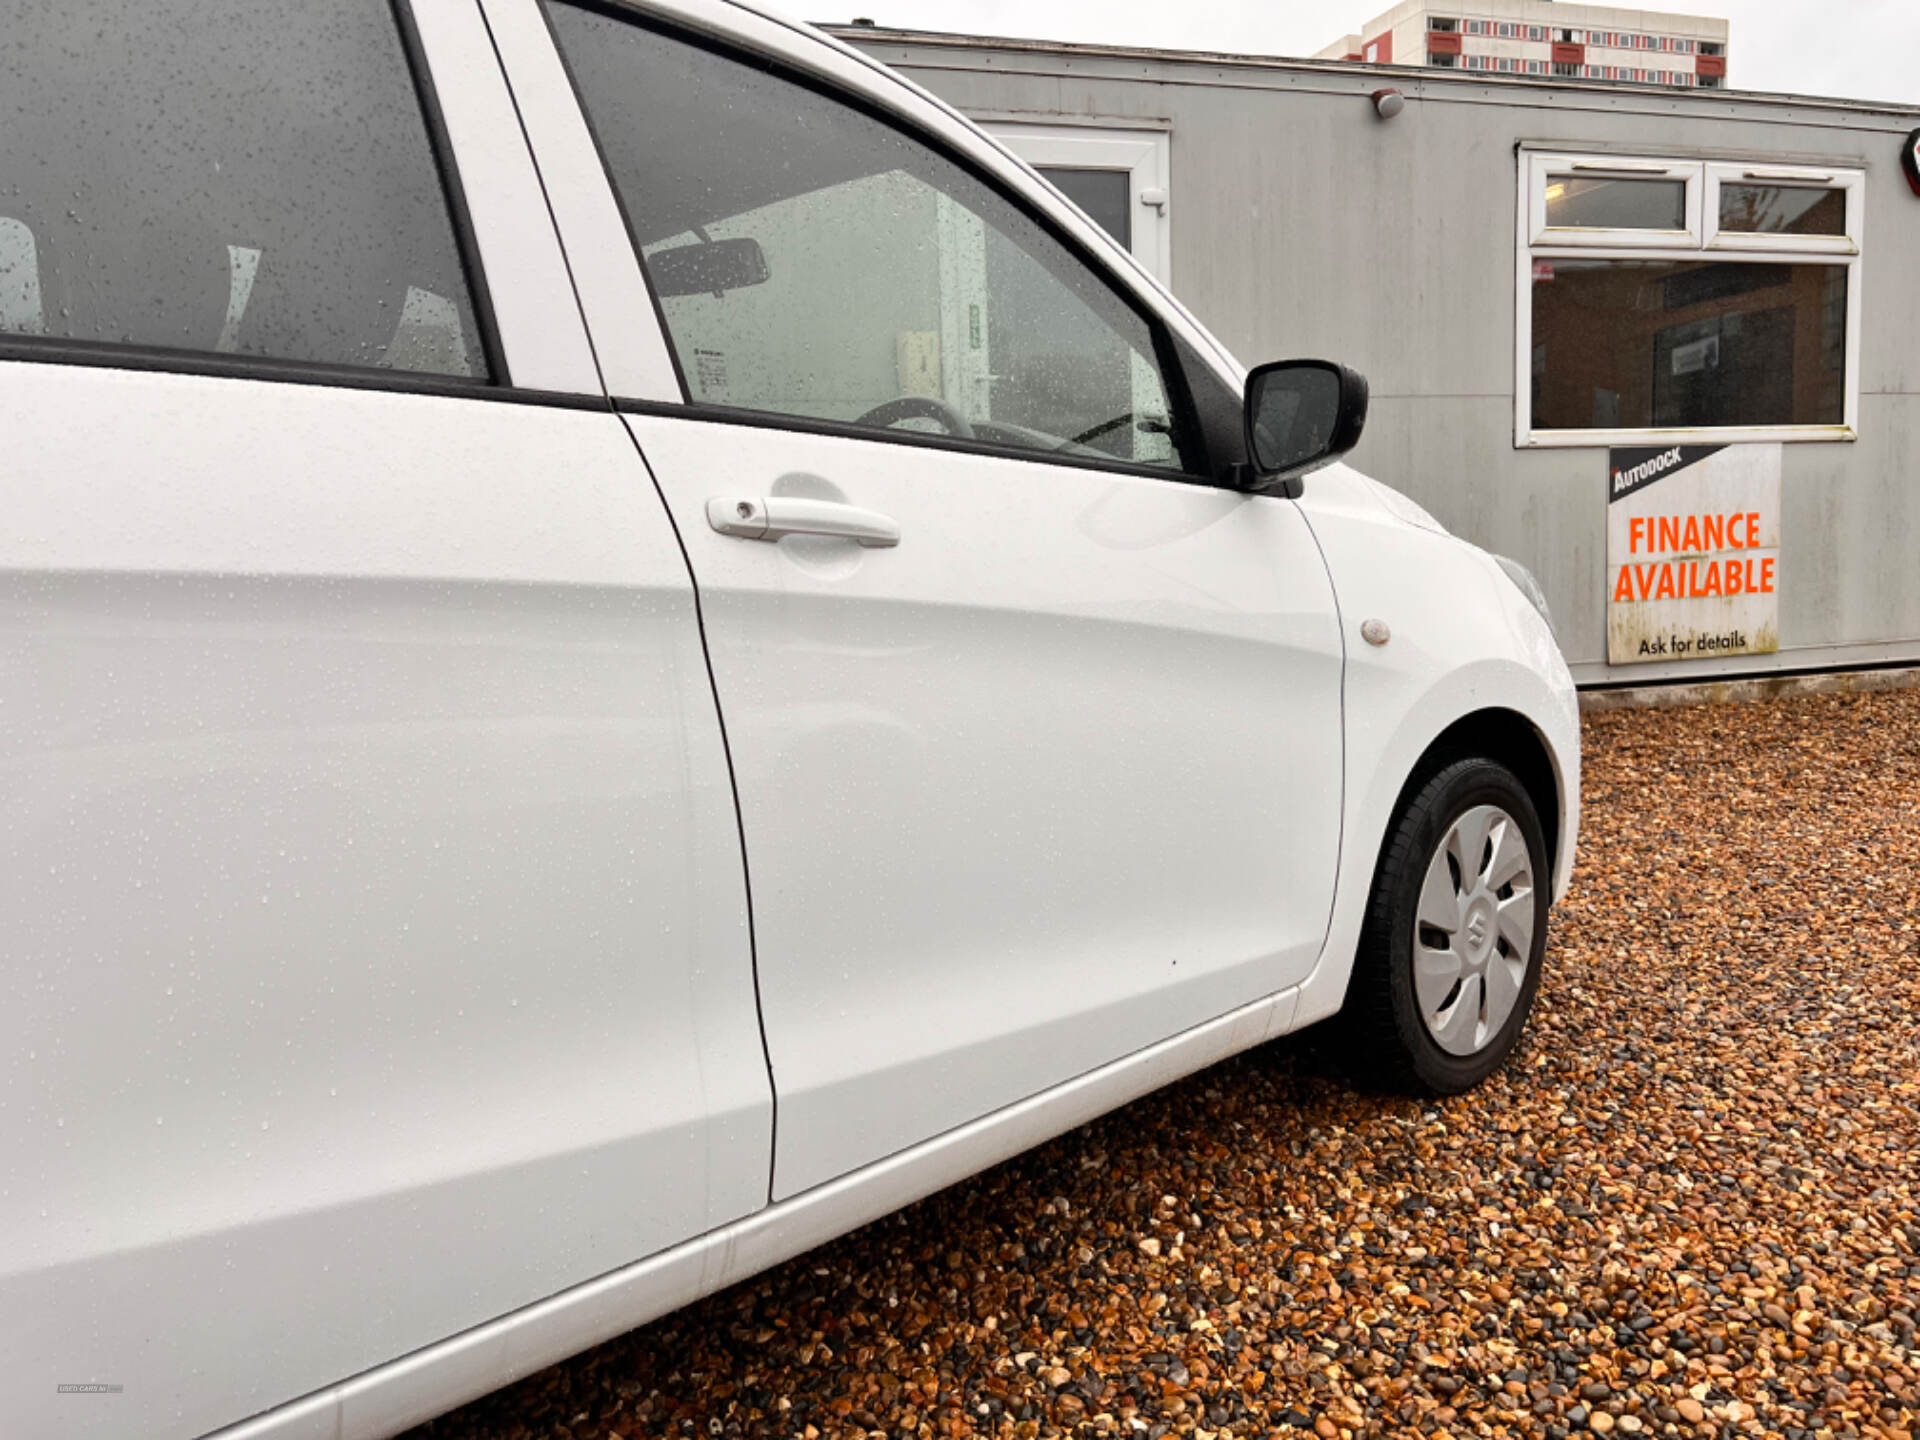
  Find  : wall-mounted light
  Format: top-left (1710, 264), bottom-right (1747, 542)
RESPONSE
top-left (1372, 87), bottom-right (1406, 120)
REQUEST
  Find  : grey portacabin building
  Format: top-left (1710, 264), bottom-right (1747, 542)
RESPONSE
top-left (834, 26), bottom-right (1920, 687)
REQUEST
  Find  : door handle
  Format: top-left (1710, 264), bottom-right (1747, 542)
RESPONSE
top-left (706, 496), bottom-right (901, 548)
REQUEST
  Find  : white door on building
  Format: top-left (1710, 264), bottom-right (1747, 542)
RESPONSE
top-left (981, 122), bottom-right (1173, 286)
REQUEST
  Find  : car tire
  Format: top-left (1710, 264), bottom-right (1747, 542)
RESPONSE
top-left (1342, 756), bottom-right (1551, 1095)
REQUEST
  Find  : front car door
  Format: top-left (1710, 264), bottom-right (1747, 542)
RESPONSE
top-left (0, 3), bottom-right (768, 1435)
top-left (506, 0), bottom-right (1346, 1200)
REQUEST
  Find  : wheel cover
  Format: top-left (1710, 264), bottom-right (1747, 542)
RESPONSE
top-left (1413, 803), bottom-right (1535, 1056)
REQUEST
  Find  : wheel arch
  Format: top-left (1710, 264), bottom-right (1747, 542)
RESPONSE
top-left (1389, 707), bottom-right (1563, 880)
top-left (1289, 674), bottom-right (1580, 1035)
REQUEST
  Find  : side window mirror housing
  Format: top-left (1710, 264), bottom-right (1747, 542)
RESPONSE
top-left (1241, 359), bottom-right (1369, 496)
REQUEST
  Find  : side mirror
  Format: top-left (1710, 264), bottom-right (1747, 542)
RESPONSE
top-left (1242, 359), bottom-right (1369, 495)
top-left (647, 236), bottom-right (771, 299)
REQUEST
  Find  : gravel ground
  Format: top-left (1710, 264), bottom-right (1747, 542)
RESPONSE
top-left (414, 688), bottom-right (1920, 1440)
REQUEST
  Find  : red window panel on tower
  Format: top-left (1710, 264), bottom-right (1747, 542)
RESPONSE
top-left (1696, 54), bottom-right (1727, 77)
top-left (1552, 41), bottom-right (1585, 65)
top-left (1427, 30), bottom-right (1462, 54)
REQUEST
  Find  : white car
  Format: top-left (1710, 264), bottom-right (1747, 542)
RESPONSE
top-left (0, 0), bottom-right (1578, 1435)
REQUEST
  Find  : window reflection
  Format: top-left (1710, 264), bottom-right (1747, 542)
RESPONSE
top-left (1531, 259), bottom-right (1846, 430)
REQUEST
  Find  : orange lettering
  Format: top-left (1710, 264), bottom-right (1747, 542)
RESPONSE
top-left (1725, 561), bottom-right (1744, 596)
top-left (1682, 515), bottom-right (1701, 552)
top-left (1629, 516), bottom-right (1646, 554)
top-left (1613, 567), bottom-right (1635, 602)
top-left (1701, 560), bottom-right (1722, 597)
top-left (1655, 564), bottom-right (1677, 600)
top-left (1636, 564), bottom-right (1655, 600)
top-left (1760, 556), bottom-right (1776, 593)
top-left (1746, 513), bottom-right (1761, 547)
top-left (1702, 514), bottom-right (1724, 550)
top-left (1658, 516), bottom-right (1681, 553)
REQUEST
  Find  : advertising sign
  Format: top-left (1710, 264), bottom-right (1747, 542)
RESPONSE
top-left (1607, 444), bottom-right (1780, 665)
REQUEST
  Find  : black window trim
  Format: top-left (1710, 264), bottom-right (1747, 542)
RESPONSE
top-left (538, 0), bottom-right (1240, 489)
top-left (0, 335), bottom-right (605, 409)
top-left (0, 0), bottom-right (524, 398)
top-left (614, 393), bottom-right (1225, 488)
top-left (390, 0), bottom-right (511, 388)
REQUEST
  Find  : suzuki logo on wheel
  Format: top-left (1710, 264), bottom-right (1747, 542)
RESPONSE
top-left (1466, 912), bottom-right (1489, 949)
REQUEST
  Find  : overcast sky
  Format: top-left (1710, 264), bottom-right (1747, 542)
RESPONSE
top-left (816, 0), bottom-right (1920, 107)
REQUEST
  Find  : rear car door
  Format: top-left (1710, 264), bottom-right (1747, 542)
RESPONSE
top-left (0, 4), bottom-right (768, 1436)
top-left (504, 0), bottom-right (1347, 1201)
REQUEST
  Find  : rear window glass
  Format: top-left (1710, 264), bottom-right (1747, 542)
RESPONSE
top-left (0, 0), bottom-right (487, 380)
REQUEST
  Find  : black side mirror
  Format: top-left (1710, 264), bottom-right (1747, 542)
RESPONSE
top-left (1242, 359), bottom-right (1368, 495)
top-left (647, 236), bottom-right (771, 299)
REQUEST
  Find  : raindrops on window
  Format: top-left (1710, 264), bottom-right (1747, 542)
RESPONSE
top-left (0, 0), bottom-right (485, 378)
top-left (547, 1), bottom-right (1187, 471)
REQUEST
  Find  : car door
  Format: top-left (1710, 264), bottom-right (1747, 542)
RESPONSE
top-left (507, 0), bottom-right (1345, 1201)
top-left (0, 3), bottom-right (768, 1437)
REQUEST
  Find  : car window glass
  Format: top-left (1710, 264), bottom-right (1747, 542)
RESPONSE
top-left (0, 0), bottom-right (486, 380)
top-left (546, 3), bottom-right (1192, 474)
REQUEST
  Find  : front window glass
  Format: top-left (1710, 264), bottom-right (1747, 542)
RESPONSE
top-left (1531, 259), bottom-right (1847, 430)
top-left (0, 0), bottom-right (486, 378)
top-left (545, 3), bottom-right (1191, 474)
top-left (1717, 184), bottom-right (1846, 237)
top-left (1545, 177), bottom-right (1687, 230)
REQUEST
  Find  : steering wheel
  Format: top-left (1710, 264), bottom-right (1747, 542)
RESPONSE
top-left (853, 394), bottom-right (976, 440)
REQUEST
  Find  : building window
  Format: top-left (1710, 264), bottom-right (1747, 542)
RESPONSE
top-left (1553, 61), bottom-right (1579, 77)
top-left (1699, 74), bottom-right (1721, 88)
top-left (1519, 153), bottom-right (1864, 446)
top-left (1676, 38), bottom-right (1694, 54)
top-left (1699, 40), bottom-right (1723, 56)
top-left (1527, 25), bottom-right (1546, 40)
top-left (1429, 16), bottom-right (1458, 31)
top-left (1431, 51), bottom-right (1458, 67)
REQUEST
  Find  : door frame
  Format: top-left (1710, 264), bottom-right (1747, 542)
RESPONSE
top-left (975, 118), bottom-right (1173, 287)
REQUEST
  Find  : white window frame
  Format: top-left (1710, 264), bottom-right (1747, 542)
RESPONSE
top-left (1704, 162), bottom-right (1863, 256)
top-left (974, 120), bottom-right (1173, 288)
top-left (1516, 149), bottom-right (1864, 448)
top-left (1526, 153), bottom-right (1702, 248)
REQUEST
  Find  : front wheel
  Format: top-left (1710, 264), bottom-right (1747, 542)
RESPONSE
top-left (1342, 757), bottom-right (1551, 1094)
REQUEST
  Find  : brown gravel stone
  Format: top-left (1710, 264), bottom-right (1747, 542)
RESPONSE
top-left (414, 689), bottom-right (1920, 1440)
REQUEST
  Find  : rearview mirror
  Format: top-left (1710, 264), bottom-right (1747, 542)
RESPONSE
top-left (647, 236), bottom-right (770, 299)
top-left (1242, 359), bottom-right (1368, 495)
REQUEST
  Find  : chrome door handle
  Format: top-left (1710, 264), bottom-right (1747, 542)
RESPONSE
top-left (706, 496), bottom-right (901, 548)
